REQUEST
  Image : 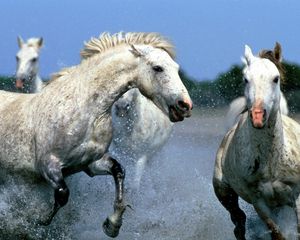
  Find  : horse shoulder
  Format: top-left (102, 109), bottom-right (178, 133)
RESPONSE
top-left (281, 116), bottom-right (300, 170)
top-left (213, 125), bottom-right (237, 183)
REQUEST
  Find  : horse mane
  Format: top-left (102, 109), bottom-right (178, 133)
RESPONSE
top-left (50, 66), bottom-right (75, 82)
top-left (49, 32), bottom-right (175, 83)
top-left (80, 32), bottom-right (175, 60)
top-left (259, 43), bottom-right (286, 83)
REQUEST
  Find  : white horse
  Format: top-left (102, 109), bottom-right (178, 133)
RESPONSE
top-left (225, 43), bottom-right (289, 130)
top-left (110, 88), bottom-right (173, 188)
top-left (15, 36), bottom-right (43, 93)
top-left (0, 32), bottom-right (192, 238)
top-left (213, 43), bottom-right (300, 240)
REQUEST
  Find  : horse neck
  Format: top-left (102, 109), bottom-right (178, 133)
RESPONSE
top-left (83, 55), bottom-right (138, 114)
top-left (245, 110), bottom-right (284, 165)
top-left (31, 74), bottom-right (42, 93)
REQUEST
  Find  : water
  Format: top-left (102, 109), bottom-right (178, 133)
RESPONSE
top-left (1, 108), bottom-right (299, 239)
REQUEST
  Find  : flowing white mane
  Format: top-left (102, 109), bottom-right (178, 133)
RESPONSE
top-left (50, 32), bottom-right (175, 82)
top-left (80, 32), bottom-right (175, 60)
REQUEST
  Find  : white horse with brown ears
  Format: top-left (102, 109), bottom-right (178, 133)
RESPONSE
top-left (225, 42), bottom-right (289, 130)
top-left (213, 43), bottom-right (300, 240)
top-left (0, 32), bottom-right (192, 238)
top-left (16, 36), bottom-right (43, 92)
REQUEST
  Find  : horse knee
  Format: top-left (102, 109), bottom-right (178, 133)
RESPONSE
top-left (54, 187), bottom-right (70, 207)
top-left (111, 159), bottom-right (125, 179)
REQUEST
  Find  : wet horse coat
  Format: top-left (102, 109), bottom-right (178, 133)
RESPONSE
top-left (0, 32), bottom-right (192, 237)
top-left (213, 43), bottom-right (300, 240)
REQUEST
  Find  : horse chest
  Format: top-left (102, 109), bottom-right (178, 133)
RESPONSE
top-left (230, 154), bottom-right (299, 206)
top-left (59, 114), bottom-right (113, 170)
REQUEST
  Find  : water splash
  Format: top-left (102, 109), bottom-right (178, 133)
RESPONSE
top-left (1, 108), bottom-right (298, 239)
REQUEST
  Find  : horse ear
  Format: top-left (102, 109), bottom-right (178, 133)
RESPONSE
top-left (37, 37), bottom-right (43, 48)
top-left (244, 45), bottom-right (254, 66)
top-left (129, 45), bottom-right (143, 58)
top-left (17, 36), bottom-right (24, 48)
top-left (274, 42), bottom-right (282, 62)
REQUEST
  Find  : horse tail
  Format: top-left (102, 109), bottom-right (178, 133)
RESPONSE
top-left (225, 96), bottom-right (247, 130)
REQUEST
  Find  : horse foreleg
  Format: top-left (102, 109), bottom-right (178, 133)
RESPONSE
top-left (86, 153), bottom-right (126, 238)
top-left (38, 155), bottom-right (70, 226)
top-left (254, 199), bottom-right (286, 240)
top-left (213, 178), bottom-right (246, 240)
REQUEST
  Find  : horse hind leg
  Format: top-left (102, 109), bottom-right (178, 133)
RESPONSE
top-left (295, 196), bottom-right (300, 240)
top-left (213, 178), bottom-right (246, 240)
top-left (85, 153), bottom-right (127, 238)
top-left (38, 155), bottom-right (70, 226)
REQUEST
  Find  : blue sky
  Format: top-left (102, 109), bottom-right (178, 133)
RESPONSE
top-left (0, 0), bottom-right (299, 81)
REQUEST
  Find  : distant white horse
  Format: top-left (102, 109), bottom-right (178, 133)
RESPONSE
top-left (213, 43), bottom-right (300, 240)
top-left (110, 88), bottom-right (173, 188)
top-left (0, 32), bottom-right (192, 238)
top-left (225, 43), bottom-right (289, 130)
top-left (15, 36), bottom-right (43, 93)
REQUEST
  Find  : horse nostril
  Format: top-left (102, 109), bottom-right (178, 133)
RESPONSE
top-left (176, 100), bottom-right (191, 112)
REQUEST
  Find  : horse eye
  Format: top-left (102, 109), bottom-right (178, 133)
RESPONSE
top-left (243, 77), bottom-right (249, 84)
top-left (273, 76), bottom-right (279, 84)
top-left (152, 65), bottom-right (164, 72)
top-left (16, 56), bottom-right (19, 62)
top-left (31, 58), bottom-right (37, 63)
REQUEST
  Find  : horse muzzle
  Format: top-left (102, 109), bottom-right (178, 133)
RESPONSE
top-left (15, 78), bottom-right (25, 89)
top-left (249, 107), bottom-right (267, 129)
top-left (168, 98), bottom-right (193, 122)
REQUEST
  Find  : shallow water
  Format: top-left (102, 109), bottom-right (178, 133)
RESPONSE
top-left (1, 108), bottom-right (300, 239)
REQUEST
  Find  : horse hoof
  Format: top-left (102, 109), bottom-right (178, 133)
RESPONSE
top-left (102, 217), bottom-right (121, 238)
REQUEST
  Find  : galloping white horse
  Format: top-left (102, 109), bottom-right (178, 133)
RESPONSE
top-left (110, 88), bottom-right (173, 188)
top-left (15, 36), bottom-right (43, 92)
top-left (213, 43), bottom-right (300, 240)
top-left (0, 32), bottom-right (192, 238)
top-left (225, 43), bottom-right (289, 130)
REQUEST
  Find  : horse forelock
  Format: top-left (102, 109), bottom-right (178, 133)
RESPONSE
top-left (80, 32), bottom-right (175, 60)
top-left (24, 38), bottom-right (42, 49)
top-left (259, 50), bottom-right (286, 83)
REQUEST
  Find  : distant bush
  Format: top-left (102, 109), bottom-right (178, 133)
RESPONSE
top-left (0, 76), bottom-right (15, 91)
top-left (179, 62), bottom-right (300, 111)
top-left (1, 62), bottom-right (300, 112)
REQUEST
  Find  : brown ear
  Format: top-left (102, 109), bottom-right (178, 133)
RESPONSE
top-left (17, 36), bottom-right (24, 48)
top-left (129, 44), bottom-right (143, 58)
top-left (37, 37), bottom-right (43, 48)
top-left (274, 42), bottom-right (282, 62)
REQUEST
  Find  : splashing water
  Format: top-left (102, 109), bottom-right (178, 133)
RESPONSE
top-left (1, 108), bottom-right (299, 239)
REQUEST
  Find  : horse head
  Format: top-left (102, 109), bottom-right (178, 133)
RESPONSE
top-left (15, 36), bottom-right (43, 90)
top-left (242, 43), bottom-right (282, 128)
top-left (129, 44), bottom-right (193, 122)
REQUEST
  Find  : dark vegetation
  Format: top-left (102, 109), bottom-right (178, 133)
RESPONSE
top-left (180, 61), bottom-right (300, 113)
top-left (1, 61), bottom-right (300, 112)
